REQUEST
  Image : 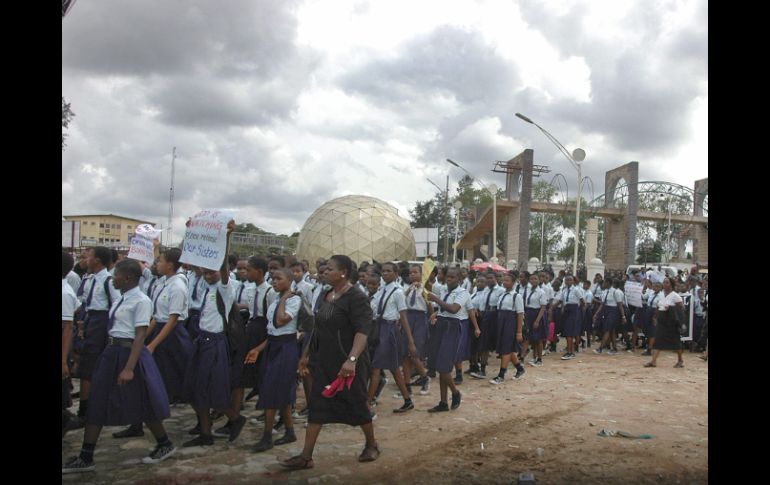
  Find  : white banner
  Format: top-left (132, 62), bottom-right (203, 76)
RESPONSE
top-left (179, 209), bottom-right (235, 270)
top-left (127, 232), bottom-right (156, 264)
top-left (624, 281), bottom-right (644, 308)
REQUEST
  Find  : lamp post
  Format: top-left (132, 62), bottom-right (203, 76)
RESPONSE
top-left (446, 159), bottom-right (498, 262)
top-left (515, 113), bottom-right (585, 275)
top-left (452, 200), bottom-right (463, 264)
top-left (659, 193), bottom-right (673, 264)
top-left (427, 177), bottom-right (449, 262)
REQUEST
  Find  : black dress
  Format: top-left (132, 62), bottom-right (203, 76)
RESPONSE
top-left (308, 287), bottom-right (373, 426)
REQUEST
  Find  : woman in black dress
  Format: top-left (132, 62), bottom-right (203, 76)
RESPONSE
top-left (645, 277), bottom-right (686, 368)
top-left (280, 255), bottom-right (378, 470)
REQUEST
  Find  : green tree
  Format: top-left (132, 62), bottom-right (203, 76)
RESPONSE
top-left (528, 180), bottom-right (562, 263)
top-left (62, 97), bottom-right (74, 150)
top-left (636, 240), bottom-right (663, 265)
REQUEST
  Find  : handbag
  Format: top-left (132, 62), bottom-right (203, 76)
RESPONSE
top-left (672, 306), bottom-right (688, 336)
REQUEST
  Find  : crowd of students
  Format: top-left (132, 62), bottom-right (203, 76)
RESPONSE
top-left (62, 236), bottom-right (708, 474)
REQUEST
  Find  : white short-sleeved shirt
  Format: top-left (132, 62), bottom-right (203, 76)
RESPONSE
top-left (138, 266), bottom-right (152, 292)
top-left (541, 284), bottom-right (555, 303)
top-left (62, 279), bottom-right (78, 322)
top-left (513, 282), bottom-right (530, 295)
top-left (247, 280), bottom-right (277, 319)
top-left (479, 285), bottom-right (505, 311)
top-left (461, 278), bottom-right (473, 293)
top-left (66, 271), bottom-right (81, 295)
top-left (153, 274), bottom-right (189, 321)
top-left (431, 281), bottom-right (446, 297)
top-left (108, 286), bottom-right (152, 339)
top-left (372, 282), bottom-right (407, 321)
top-left (591, 282), bottom-right (603, 297)
top-left (523, 287), bottom-right (548, 309)
top-left (187, 273), bottom-right (207, 311)
top-left (233, 280), bottom-right (257, 307)
top-left (198, 280), bottom-right (234, 333)
top-left (583, 289), bottom-right (594, 305)
top-left (291, 279), bottom-right (315, 308)
top-left (560, 285), bottom-right (585, 305)
top-left (657, 291), bottom-right (683, 311)
top-left (497, 290), bottom-right (524, 313)
top-left (437, 286), bottom-right (473, 319)
top-left (647, 290), bottom-right (662, 308)
top-left (142, 273), bottom-right (161, 299)
top-left (267, 294), bottom-right (301, 336)
top-left (84, 268), bottom-right (121, 312)
top-left (601, 288), bottom-right (625, 307)
top-left (404, 284), bottom-right (429, 312)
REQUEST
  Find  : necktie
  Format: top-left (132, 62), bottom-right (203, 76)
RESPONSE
top-left (238, 284), bottom-right (245, 304)
top-left (484, 288), bottom-right (493, 311)
top-left (85, 276), bottom-right (97, 307)
top-left (192, 275), bottom-right (201, 301)
top-left (76, 276), bottom-right (88, 297)
top-left (409, 287), bottom-right (417, 306)
top-left (108, 296), bottom-right (125, 331)
top-left (565, 287), bottom-right (571, 303)
top-left (526, 288), bottom-right (535, 306)
top-left (253, 288), bottom-right (260, 317)
top-left (146, 276), bottom-right (156, 297)
top-left (201, 288), bottom-right (210, 318)
top-left (377, 287), bottom-right (387, 317)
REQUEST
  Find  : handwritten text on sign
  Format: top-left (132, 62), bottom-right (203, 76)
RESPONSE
top-left (179, 209), bottom-right (234, 270)
top-left (624, 281), bottom-right (644, 308)
top-left (127, 225), bottom-right (159, 264)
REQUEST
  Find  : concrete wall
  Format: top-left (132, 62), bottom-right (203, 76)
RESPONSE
top-left (692, 178), bottom-right (708, 266)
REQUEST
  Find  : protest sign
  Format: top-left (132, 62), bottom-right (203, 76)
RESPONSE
top-left (179, 209), bottom-right (235, 270)
top-left (624, 281), bottom-right (643, 308)
top-left (127, 224), bottom-right (160, 264)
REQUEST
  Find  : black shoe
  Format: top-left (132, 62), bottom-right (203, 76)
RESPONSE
top-left (112, 424), bottom-right (144, 439)
top-left (254, 412), bottom-right (266, 422)
top-left (298, 408), bottom-right (310, 417)
top-left (62, 456), bottom-right (95, 474)
top-left (274, 417), bottom-right (285, 431)
top-left (64, 415), bottom-right (85, 432)
top-left (244, 388), bottom-right (259, 401)
top-left (450, 391), bottom-right (462, 410)
top-left (182, 434), bottom-right (214, 447)
top-left (274, 430), bottom-right (297, 445)
top-left (393, 400), bottom-right (414, 413)
top-left (642, 349), bottom-right (652, 356)
top-left (188, 422), bottom-right (201, 435)
top-left (454, 375), bottom-right (463, 385)
top-left (513, 367), bottom-right (526, 380)
top-left (228, 416), bottom-right (246, 442)
top-left (212, 422), bottom-right (231, 439)
top-left (70, 391), bottom-right (80, 399)
top-left (374, 376), bottom-right (388, 399)
top-left (427, 370), bottom-right (436, 378)
top-left (428, 401), bottom-right (449, 413)
top-left (412, 375), bottom-right (428, 387)
top-left (253, 437), bottom-right (274, 452)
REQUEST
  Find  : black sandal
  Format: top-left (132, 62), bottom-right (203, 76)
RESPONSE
top-left (279, 455), bottom-right (314, 470)
top-left (358, 443), bottom-right (380, 462)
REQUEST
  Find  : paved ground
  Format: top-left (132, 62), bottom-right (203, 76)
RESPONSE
top-left (62, 346), bottom-right (708, 484)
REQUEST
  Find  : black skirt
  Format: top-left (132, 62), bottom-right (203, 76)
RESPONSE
top-left (653, 309), bottom-right (683, 351)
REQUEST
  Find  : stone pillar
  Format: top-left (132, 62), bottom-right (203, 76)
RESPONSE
top-left (603, 162), bottom-right (639, 272)
top-left (504, 149), bottom-right (533, 267)
top-left (585, 218), bottom-right (599, 264)
top-left (692, 178), bottom-right (708, 267)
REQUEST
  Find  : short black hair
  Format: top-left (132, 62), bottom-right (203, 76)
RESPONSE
top-left (110, 248), bottom-right (119, 264)
top-left (92, 246), bottom-right (112, 268)
top-left (290, 261), bottom-right (304, 269)
top-left (269, 255), bottom-right (285, 267)
top-left (247, 256), bottom-right (268, 273)
top-left (161, 247), bottom-right (183, 271)
top-left (115, 259), bottom-right (142, 283)
top-left (228, 254), bottom-right (239, 267)
top-left (329, 254), bottom-right (354, 279)
top-left (62, 252), bottom-right (74, 279)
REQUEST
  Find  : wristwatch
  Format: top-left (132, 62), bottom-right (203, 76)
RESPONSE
top-left (348, 355), bottom-right (357, 362)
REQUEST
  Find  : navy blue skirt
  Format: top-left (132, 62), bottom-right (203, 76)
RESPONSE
top-left (87, 344), bottom-right (170, 426)
top-left (242, 316), bottom-right (268, 389)
top-left (601, 306), bottom-right (620, 333)
top-left (80, 311), bottom-right (109, 380)
top-left (72, 306), bottom-right (87, 353)
top-left (693, 315), bottom-right (705, 343)
top-left (406, 310), bottom-right (429, 360)
top-left (455, 319), bottom-right (471, 363)
top-left (256, 334), bottom-right (299, 410)
top-left (62, 377), bottom-right (72, 410)
top-left (184, 330), bottom-right (231, 410)
top-left (186, 309), bottom-right (201, 342)
top-left (148, 320), bottom-right (194, 398)
top-left (430, 317), bottom-right (461, 373)
top-left (372, 320), bottom-right (400, 370)
top-left (496, 310), bottom-right (522, 356)
top-left (582, 307), bottom-right (594, 335)
top-left (526, 308), bottom-right (546, 342)
top-left (552, 306), bottom-right (563, 336)
top-left (562, 305), bottom-right (582, 337)
top-left (478, 310), bottom-right (498, 353)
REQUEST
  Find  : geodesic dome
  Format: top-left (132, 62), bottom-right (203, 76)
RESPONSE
top-left (297, 195), bottom-right (416, 266)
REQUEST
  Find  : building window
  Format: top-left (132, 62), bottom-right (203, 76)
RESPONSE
top-left (105, 228), bottom-right (110, 234)
top-left (99, 238), bottom-right (104, 243)
top-left (127, 225), bottom-right (132, 229)
top-left (99, 223), bottom-right (104, 228)
top-left (117, 224), bottom-right (121, 229)
top-left (91, 222), bottom-right (96, 225)
top-left (111, 224), bottom-right (116, 229)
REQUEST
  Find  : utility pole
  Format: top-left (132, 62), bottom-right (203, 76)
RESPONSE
top-left (167, 147), bottom-right (176, 246)
top-left (444, 175), bottom-right (449, 264)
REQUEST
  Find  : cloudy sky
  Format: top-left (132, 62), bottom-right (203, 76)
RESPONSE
top-left (62, 0), bottom-right (708, 241)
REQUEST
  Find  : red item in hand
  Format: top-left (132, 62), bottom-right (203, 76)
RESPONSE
top-left (321, 374), bottom-right (355, 398)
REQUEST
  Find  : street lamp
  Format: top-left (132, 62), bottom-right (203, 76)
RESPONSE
top-left (659, 192), bottom-right (673, 264)
top-left (446, 159), bottom-right (498, 262)
top-left (427, 177), bottom-right (450, 263)
top-left (452, 200), bottom-right (463, 264)
top-left (515, 113), bottom-right (586, 275)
